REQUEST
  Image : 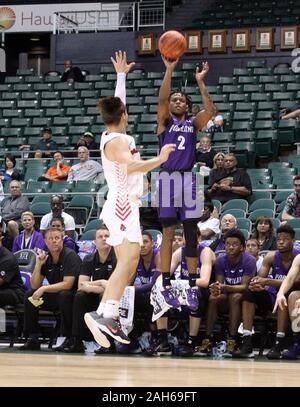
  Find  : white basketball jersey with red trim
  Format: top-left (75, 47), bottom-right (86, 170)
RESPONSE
top-left (100, 131), bottom-right (143, 217)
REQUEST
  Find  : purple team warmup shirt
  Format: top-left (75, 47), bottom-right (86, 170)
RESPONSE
top-left (214, 251), bottom-right (257, 285)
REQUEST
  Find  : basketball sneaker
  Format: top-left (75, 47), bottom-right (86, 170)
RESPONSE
top-left (266, 338), bottom-right (284, 360)
top-left (282, 343), bottom-right (300, 360)
top-left (97, 317), bottom-right (130, 344)
top-left (185, 287), bottom-right (199, 311)
top-left (146, 340), bottom-right (172, 356)
top-left (232, 336), bottom-right (254, 358)
top-left (226, 338), bottom-right (237, 354)
top-left (160, 286), bottom-right (181, 309)
top-left (195, 337), bottom-right (213, 356)
top-left (84, 311), bottom-right (111, 348)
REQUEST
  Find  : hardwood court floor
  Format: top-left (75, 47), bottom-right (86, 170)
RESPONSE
top-left (0, 350), bottom-right (299, 387)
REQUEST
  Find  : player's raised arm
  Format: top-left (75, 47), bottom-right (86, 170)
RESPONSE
top-left (193, 62), bottom-right (216, 131)
top-left (157, 56), bottom-right (178, 134)
top-left (111, 50), bottom-right (135, 105)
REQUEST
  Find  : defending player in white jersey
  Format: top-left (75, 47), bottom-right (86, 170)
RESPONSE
top-left (85, 51), bottom-right (175, 347)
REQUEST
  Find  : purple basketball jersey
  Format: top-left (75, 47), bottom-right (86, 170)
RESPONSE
top-left (214, 251), bottom-right (257, 285)
top-left (266, 249), bottom-right (300, 299)
top-left (159, 116), bottom-right (197, 171)
top-left (135, 247), bottom-right (159, 286)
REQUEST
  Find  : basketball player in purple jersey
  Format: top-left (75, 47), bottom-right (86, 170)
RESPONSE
top-left (233, 225), bottom-right (299, 359)
top-left (148, 242), bottom-right (215, 356)
top-left (200, 229), bottom-right (256, 355)
top-left (274, 249), bottom-right (300, 359)
top-left (157, 57), bottom-right (215, 311)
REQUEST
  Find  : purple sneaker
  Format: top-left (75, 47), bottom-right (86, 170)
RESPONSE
top-left (161, 287), bottom-right (181, 309)
top-left (185, 287), bottom-right (199, 311)
top-left (282, 343), bottom-right (300, 360)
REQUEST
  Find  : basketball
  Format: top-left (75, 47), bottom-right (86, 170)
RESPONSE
top-left (158, 30), bottom-right (187, 61)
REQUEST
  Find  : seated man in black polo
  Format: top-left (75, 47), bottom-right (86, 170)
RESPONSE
top-left (207, 153), bottom-right (252, 204)
top-left (20, 228), bottom-right (81, 350)
top-left (0, 218), bottom-right (25, 307)
top-left (59, 225), bottom-right (117, 353)
top-left (61, 60), bottom-right (84, 83)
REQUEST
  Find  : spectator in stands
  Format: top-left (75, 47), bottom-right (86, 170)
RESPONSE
top-left (0, 154), bottom-right (21, 183)
top-left (282, 175), bottom-right (300, 221)
top-left (40, 194), bottom-right (75, 238)
top-left (207, 153), bottom-right (252, 204)
top-left (61, 60), bottom-right (84, 83)
top-left (245, 238), bottom-right (263, 272)
top-left (199, 229), bottom-right (256, 355)
top-left (41, 151), bottom-right (70, 182)
top-left (210, 214), bottom-right (237, 252)
top-left (50, 216), bottom-right (78, 252)
top-left (272, 103), bottom-right (300, 121)
top-left (202, 114), bottom-right (224, 135)
top-left (58, 226), bottom-right (116, 353)
top-left (67, 146), bottom-right (102, 182)
top-left (34, 128), bottom-right (58, 157)
top-left (196, 135), bottom-right (216, 170)
top-left (20, 128), bottom-right (58, 158)
top-left (20, 228), bottom-right (81, 351)
top-left (74, 132), bottom-right (99, 158)
top-left (252, 216), bottom-right (277, 251)
top-left (0, 180), bottom-right (30, 238)
top-left (12, 211), bottom-right (47, 253)
top-left (197, 201), bottom-right (220, 244)
top-left (172, 228), bottom-right (184, 253)
top-left (233, 225), bottom-right (298, 359)
top-left (208, 152), bottom-right (225, 187)
top-left (0, 218), bottom-right (25, 307)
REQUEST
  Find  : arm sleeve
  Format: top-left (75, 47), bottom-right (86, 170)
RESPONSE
top-left (114, 73), bottom-right (126, 106)
top-left (135, 271), bottom-right (161, 293)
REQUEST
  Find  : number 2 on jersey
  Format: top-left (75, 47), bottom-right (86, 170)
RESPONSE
top-left (177, 135), bottom-right (185, 150)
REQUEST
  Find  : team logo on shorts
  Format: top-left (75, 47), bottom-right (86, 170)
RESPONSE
top-left (120, 224), bottom-right (126, 231)
top-left (0, 270), bottom-right (5, 277)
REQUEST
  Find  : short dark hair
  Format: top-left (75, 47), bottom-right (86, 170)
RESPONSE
top-left (98, 96), bottom-right (126, 125)
top-left (53, 151), bottom-right (64, 158)
top-left (294, 175), bottom-right (300, 183)
top-left (142, 231), bottom-right (153, 241)
top-left (50, 216), bottom-right (65, 227)
top-left (224, 229), bottom-right (246, 247)
top-left (169, 89), bottom-right (192, 110)
top-left (277, 224), bottom-right (295, 239)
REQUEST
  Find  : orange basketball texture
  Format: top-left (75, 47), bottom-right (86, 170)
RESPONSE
top-left (158, 31), bottom-right (187, 60)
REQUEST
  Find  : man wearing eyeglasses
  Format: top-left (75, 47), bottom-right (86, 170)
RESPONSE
top-left (282, 174), bottom-right (300, 221)
top-left (207, 153), bottom-right (252, 204)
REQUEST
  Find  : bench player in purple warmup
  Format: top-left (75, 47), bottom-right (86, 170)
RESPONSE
top-left (157, 57), bottom-right (215, 311)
